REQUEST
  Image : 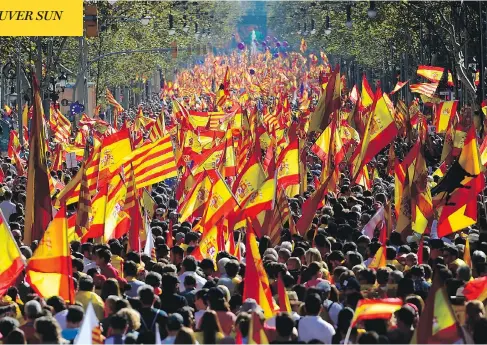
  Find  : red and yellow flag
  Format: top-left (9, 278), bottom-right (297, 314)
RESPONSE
top-left (435, 101), bottom-right (458, 134)
top-left (24, 74), bottom-right (53, 244)
top-left (417, 65), bottom-right (444, 83)
top-left (0, 211), bottom-right (24, 296)
top-left (243, 225), bottom-right (278, 318)
top-left (248, 312), bottom-right (269, 345)
top-left (352, 298), bottom-right (402, 326)
top-left (98, 129), bottom-right (132, 184)
top-left (361, 74), bottom-right (375, 108)
top-left (26, 206), bottom-right (75, 303)
top-left (463, 276), bottom-right (487, 302)
top-left (276, 139), bottom-right (299, 189)
top-left (277, 272), bottom-right (291, 313)
top-left (414, 273), bottom-right (465, 344)
top-left (352, 90), bottom-right (398, 179)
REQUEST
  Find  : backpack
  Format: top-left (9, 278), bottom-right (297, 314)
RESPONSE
top-left (320, 301), bottom-right (335, 327)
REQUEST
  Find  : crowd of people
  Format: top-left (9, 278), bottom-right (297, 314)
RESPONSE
top-left (0, 48), bottom-right (487, 345)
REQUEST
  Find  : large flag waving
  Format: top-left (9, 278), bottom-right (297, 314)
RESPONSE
top-left (413, 273), bottom-right (465, 344)
top-left (352, 90), bottom-right (398, 179)
top-left (26, 206), bottom-right (75, 302)
top-left (24, 74), bottom-right (53, 244)
top-left (243, 224), bottom-right (278, 318)
top-left (432, 126), bottom-right (485, 237)
top-left (0, 210), bottom-right (24, 296)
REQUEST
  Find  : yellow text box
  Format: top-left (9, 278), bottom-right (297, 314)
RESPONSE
top-left (0, 0), bottom-right (83, 36)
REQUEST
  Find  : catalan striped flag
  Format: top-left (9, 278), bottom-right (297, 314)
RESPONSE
top-left (75, 143), bottom-right (93, 238)
top-left (416, 65), bottom-right (444, 83)
top-left (75, 303), bottom-right (104, 344)
top-left (135, 106), bottom-right (156, 132)
top-left (50, 108), bottom-right (72, 143)
top-left (390, 80), bottom-right (409, 94)
top-left (122, 135), bottom-right (177, 190)
top-left (149, 108), bottom-right (168, 141)
top-left (0, 210), bottom-right (25, 296)
top-left (409, 82), bottom-right (439, 98)
top-left (269, 185), bottom-right (291, 245)
top-left (106, 88), bottom-right (123, 130)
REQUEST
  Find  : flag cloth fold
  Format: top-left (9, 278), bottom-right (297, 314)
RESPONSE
top-left (243, 224), bottom-right (278, 318)
top-left (351, 298), bottom-right (402, 326)
top-left (24, 74), bottom-right (53, 244)
top-left (26, 206), bottom-right (74, 303)
top-left (0, 210), bottom-right (25, 296)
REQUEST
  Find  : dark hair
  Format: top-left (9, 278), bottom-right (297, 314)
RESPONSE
top-left (79, 275), bottom-right (94, 291)
top-left (0, 317), bottom-right (20, 338)
top-left (123, 260), bottom-right (138, 277)
top-left (101, 278), bottom-right (121, 301)
top-left (126, 251), bottom-right (141, 264)
top-left (145, 272), bottom-right (163, 288)
top-left (305, 293), bottom-right (322, 315)
top-left (72, 257), bottom-right (84, 272)
top-left (109, 314), bottom-right (128, 332)
top-left (182, 256), bottom-right (197, 272)
top-left (6, 328), bottom-right (26, 344)
top-left (96, 248), bottom-right (112, 263)
top-left (138, 285), bottom-right (155, 306)
top-left (199, 311), bottom-right (222, 344)
top-left (184, 275), bottom-right (197, 287)
top-left (46, 296), bottom-right (66, 314)
top-left (34, 316), bottom-right (61, 343)
top-left (66, 305), bottom-right (84, 324)
top-left (171, 246), bottom-right (184, 256)
top-left (225, 260), bottom-right (240, 278)
top-left (358, 331), bottom-right (379, 344)
top-left (161, 273), bottom-right (179, 294)
top-left (276, 312), bottom-right (295, 338)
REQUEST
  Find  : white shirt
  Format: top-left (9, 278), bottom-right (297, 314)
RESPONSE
top-left (83, 257), bottom-right (97, 273)
top-left (178, 271), bottom-right (207, 292)
top-left (298, 315), bottom-right (335, 344)
top-left (54, 309), bottom-right (68, 330)
top-left (0, 200), bottom-right (16, 221)
top-left (323, 300), bottom-right (342, 328)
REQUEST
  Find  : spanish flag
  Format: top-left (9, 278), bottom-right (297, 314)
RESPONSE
top-left (413, 273), bottom-right (465, 344)
top-left (361, 74), bottom-right (375, 108)
top-left (276, 139), bottom-right (299, 189)
top-left (192, 225), bottom-right (219, 262)
top-left (178, 173), bottom-right (212, 222)
top-left (390, 80), bottom-right (409, 94)
top-left (240, 177), bottom-right (276, 219)
top-left (243, 224), bottom-right (278, 318)
top-left (352, 89), bottom-right (398, 180)
top-left (103, 172), bottom-right (128, 242)
top-left (232, 154), bottom-right (266, 205)
top-left (475, 70), bottom-right (480, 86)
top-left (433, 126), bottom-right (485, 238)
top-left (463, 276), bottom-right (487, 302)
top-left (98, 128), bottom-right (132, 185)
top-left (200, 171), bottom-right (238, 232)
top-left (435, 101), bottom-right (458, 134)
top-left (417, 65), bottom-right (444, 83)
top-left (24, 74), bottom-right (52, 244)
top-left (447, 70), bottom-right (454, 87)
top-left (26, 206), bottom-right (75, 303)
top-left (0, 211), bottom-right (25, 296)
top-left (351, 298), bottom-right (402, 326)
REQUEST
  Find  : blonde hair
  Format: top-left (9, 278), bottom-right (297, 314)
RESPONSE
top-left (305, 248), bottom-right (322, 265)
top-left (116, 308), bottom-right (141, 331)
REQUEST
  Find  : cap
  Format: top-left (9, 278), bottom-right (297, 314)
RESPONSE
top-left (316, 280), bottom-right (332, 293)
top-left (167, 313), bottom-right (184, 330)
top-left (239, 298), bottom-right (264, 314)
